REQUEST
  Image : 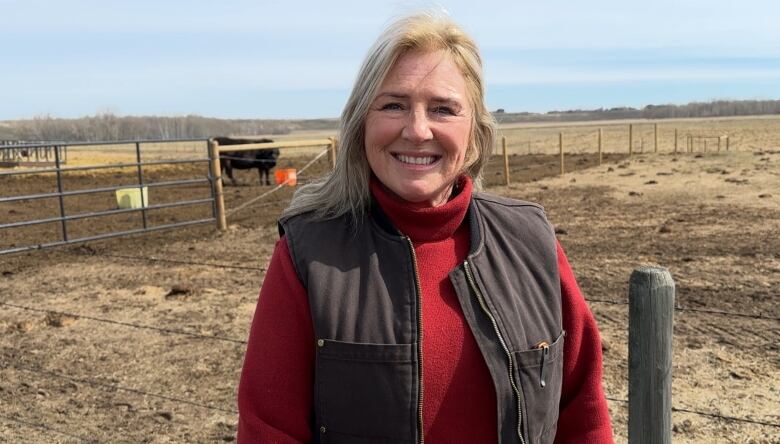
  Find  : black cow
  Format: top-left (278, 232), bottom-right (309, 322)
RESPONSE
top-left (215, 137), bottom-right (280, 186)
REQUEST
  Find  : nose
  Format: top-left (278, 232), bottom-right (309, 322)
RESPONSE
top-left (401, 107), bottom-right (433, 144)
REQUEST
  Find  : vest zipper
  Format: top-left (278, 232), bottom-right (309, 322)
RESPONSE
top-left (464, 260), bottom-right (526, 444)
top-left (404, 236), bottom-right (425, 444)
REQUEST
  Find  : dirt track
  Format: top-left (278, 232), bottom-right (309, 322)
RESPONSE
top-left (1, 149), bottom-right (778, 443)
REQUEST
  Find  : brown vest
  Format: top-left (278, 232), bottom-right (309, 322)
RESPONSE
top-left (279, 192), bottom-right (564, 444)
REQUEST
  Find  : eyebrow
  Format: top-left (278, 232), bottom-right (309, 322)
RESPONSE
top-left (375, 92), bottom-right (463, 105)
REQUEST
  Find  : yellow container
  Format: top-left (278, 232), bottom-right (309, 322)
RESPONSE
top-left (115, 186), bottom-right (149, 209)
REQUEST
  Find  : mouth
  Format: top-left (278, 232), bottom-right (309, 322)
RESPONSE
top-left (392, 153), bottom-right (441, 166)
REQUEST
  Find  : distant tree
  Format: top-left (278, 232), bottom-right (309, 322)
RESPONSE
top-left (5, 99), bottom-right (778, 142)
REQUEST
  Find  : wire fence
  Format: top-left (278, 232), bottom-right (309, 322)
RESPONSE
top-left (0, 301), bottom-right (247, 344)
top-left (2, 136), bottom-right (778, 441)
top-left (2, 275), bottom-right (778, 439)
top-left (0, 413), bottom-right (99, 444)
top-left (586, 298), bottom-right (780, 322)
top-left (2, 362), bottom-right (238, 415)
top-left (225, 148), bottom-right (328, 218)
top-left (3, 299), bottom-right (778, 440)
top-left (3, 201), bottom-right (777, 441)
top-left (605, 396), bottom-right (780, 428)
top-left (71, 249), bottom-right (266, 272)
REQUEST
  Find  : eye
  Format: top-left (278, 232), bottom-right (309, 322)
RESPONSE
top-left (380, 102), bottom-right (404, 111)
top-left (431, 105), bottom-right (456, 116)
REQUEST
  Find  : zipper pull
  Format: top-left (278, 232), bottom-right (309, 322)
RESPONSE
top-left (534, 341), bottom-right (550, 388)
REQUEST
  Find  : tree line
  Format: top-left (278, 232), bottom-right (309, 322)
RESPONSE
top-left (2, 99), bottom-right (778, 142)
top-left (3, 114), bottom-right (337, 142)
top-left (494, 99), bottom-right (780, 124)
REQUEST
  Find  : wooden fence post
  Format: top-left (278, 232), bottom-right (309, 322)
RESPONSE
top-left (654, 123), bottom-right (658, 153)
top-left (559, 132), bottom-right (564, 175)
top-left (502, 136), bottom-right (510, 186)
top-left (726, 135), bottom-right (730, 151)
top-left (718, 136), bottom-right (721, 152)
top-left (598, 128), bottom-right (603, 166)
top-left (629, 267), bottom-right (675, 444)
top-left (208, 139), bottom-right (228, 232)
top-left (328, 137), bottom-right (338, 169)
top-left (629, 124), bottom-right (634, 155)
top-left (674, 129), bottom-right (678, 154)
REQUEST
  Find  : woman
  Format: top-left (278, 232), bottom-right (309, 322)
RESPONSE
top-left (238, 12), bottom-right (613, 444)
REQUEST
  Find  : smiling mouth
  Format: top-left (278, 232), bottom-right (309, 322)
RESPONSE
top-left (393, 153), bottom-right (441, 166)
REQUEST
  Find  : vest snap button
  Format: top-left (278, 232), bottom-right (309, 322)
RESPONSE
top-left (320, 426), bottom-right (326, 434)
top-left (317, 339), bottom-right (325, 347)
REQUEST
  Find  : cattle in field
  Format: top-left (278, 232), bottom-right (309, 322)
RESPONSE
top-left (214, 137), bottom-right (280, 186)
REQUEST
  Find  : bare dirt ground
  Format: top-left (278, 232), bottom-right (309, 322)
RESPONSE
top-left (1, 142), bottom-right (778, 442)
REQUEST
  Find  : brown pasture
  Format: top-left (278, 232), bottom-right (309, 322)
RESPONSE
top-left (1, 117), bottom-right (779, 443)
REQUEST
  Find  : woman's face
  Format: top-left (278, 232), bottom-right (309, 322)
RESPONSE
top-left (364, 49), bottom-right (472, 207)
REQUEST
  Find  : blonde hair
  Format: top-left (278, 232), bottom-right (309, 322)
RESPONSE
top-left (283, 11), bottom-right (495, 223)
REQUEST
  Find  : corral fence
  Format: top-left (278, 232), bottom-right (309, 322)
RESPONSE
top-left (495, 122), bottom-right (732, 185)
top-left (1, 132), bottom-right (777, 440)
top-left (0, 140), bottom-right (68, 167)
top-left (208, 137), bottom-right (337, 231)
top-left (1, 124), bottom-right (734, 254)
top-left (0, 137), bottom-right (337, 255)
top-left (0, 138), bottom-right (215, 255)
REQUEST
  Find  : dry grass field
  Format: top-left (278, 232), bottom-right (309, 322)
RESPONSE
top-left (53, 115), bottom-right (780, 165)
top-left (1, 116), bottom-right (779, 443)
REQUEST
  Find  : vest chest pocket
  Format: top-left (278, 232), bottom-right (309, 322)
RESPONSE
top-left (316, 339), bottom-right (416, 443)
top-left (512, 331), bottom-right (565, 444)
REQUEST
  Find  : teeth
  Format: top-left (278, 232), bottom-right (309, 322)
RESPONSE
top-left (397, 154), bottom-right (436, 165)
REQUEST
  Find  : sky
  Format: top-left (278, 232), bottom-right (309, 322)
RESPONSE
top-left (2, 0), bottom-right (779, 120)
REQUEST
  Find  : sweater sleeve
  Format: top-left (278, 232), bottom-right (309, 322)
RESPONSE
top-left (554, 240), bottom-right (614, 444)
top-left (237, 237), bottom-right (314, 443)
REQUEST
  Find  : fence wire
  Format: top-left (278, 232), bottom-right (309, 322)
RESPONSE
top-left (226, 149), bottom-right (328, 218)
top-left (586, 298), bottom-right (779, 322)
top-left (606, 396), bottom-right (780, 428)
top-left (0, 301), bottom-right (247, 345)
top-left (0, 414), bottom-right (100, 444)
top-left (3, 361), bottom-right (238, 415)
top-left (71, 249), bottom-right (265, 272)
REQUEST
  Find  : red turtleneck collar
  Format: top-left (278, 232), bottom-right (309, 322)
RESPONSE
top-left (369, 175), bottom-right (472, 243)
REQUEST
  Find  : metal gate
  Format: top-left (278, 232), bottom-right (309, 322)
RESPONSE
top-left (0, 138), bottom-right (217, 255)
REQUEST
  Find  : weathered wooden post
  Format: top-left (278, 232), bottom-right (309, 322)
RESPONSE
top-left (208, 139), bottom-right (228, 231)
top-left (654, 123), bottom-right (658, 153)
top-left (502, 136), bottom-right (510, 186)
top-left (328, 137), bottom-right (338, 169)
top-left (559, 132), bottom-right (564, 175)
top-left (726, 135), bottom-right (730, 151)
top-left (674, 129), bottom-right (678, 154)
top-left (718, 136), bottom-right (721, 152)
top-left (629, 267), bottom-right (675, 444)
top-left (598, 128), bottom-right (603, 166)
top-left (629, 124), bottom-right (634, 155)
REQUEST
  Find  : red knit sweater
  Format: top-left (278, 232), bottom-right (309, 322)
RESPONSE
top-left (237, 178), bottom-right (613, 443)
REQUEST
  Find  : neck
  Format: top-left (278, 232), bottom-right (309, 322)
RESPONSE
top-left (370, 175), bottom-right (472, 242)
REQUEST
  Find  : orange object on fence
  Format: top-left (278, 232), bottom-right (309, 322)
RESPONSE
top-left (274, 168), bottom-right (297, 186)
